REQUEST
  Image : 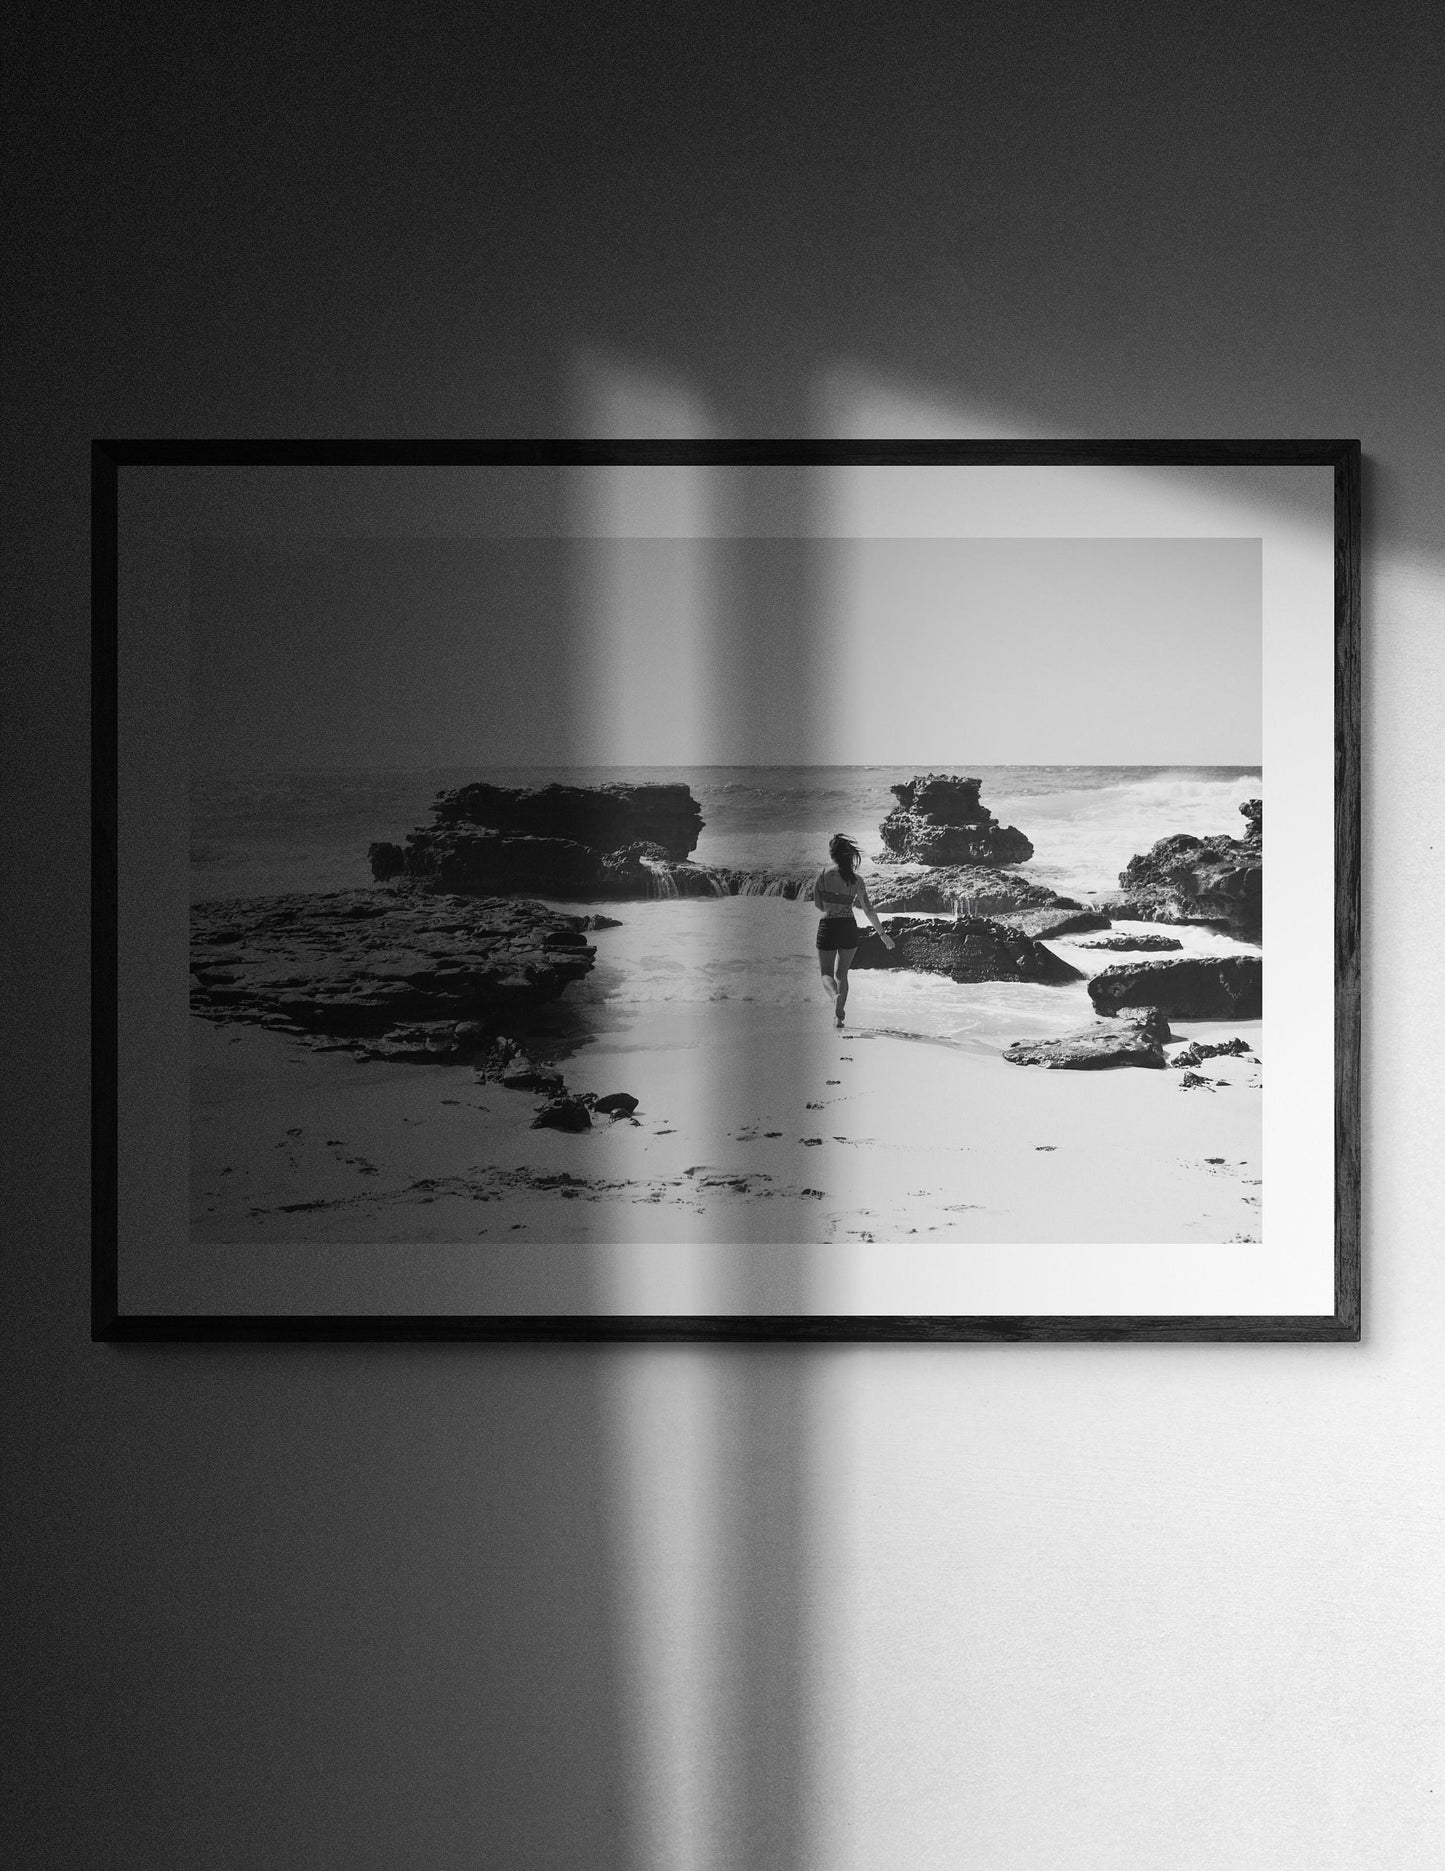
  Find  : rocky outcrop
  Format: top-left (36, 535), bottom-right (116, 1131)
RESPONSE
top-left (869, 866), bottom-right (1069, 916)
top-left (370, 781), bottom-right (708, 899)
top-left (1004, 1008), bottom-right (1173, 1070)
top-left (532, 1095), bottom-right (593, 1132)
top-left (849, 915), bottom-right (1083, 986)
top-left (1087, 954), bottom-right (1262, 1020)
top-left (865, 868), bottom-right (1104, 938)
top-left (1100, 798), bottom-right (1262, 938)
top-left (432, 780), bottom-right (703, 857)
top-left (190, 888), bottom-right (595, 1044)
top-left (878, 775), bottom-right (1034, 866)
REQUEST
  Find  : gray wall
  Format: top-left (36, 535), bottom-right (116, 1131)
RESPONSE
top-left (5, 4), bottom-right (1442, 1865)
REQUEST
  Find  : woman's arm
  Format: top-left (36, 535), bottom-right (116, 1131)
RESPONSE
top-left (812, 869), bottom-right (826, 911)
top-left (855, 877), bottom-right (895, 949)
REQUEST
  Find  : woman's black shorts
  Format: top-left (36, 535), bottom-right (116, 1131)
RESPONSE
top-left (816, 915), bottom-right (860, 952)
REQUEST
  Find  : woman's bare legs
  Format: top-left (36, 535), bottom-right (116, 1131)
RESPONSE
top-left (818, 951), bottom-right (839, 1001)
top-left (833, 949), bottom-right (855, 1025)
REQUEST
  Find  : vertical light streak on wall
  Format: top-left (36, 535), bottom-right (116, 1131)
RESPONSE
top-left (809, 369), bottom-right (1038, 769)
top-left (567, 357), bottom-right (738, 1871)
top-left (817, 361), bottom-right (1043, 448)
top-left (599, 1349), bottom-right (727, 1871)
top-left (800, 373), bottom-right (1336, 1866)
top-left (569, 355), bottom-right (720, 766)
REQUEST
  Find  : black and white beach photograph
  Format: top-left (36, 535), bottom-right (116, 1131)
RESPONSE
top-left (186, 521), bottom-right (1268, 1258)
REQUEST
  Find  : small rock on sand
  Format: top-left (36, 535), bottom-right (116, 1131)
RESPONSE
top-left (532, 1097), bottom-right (592, 1132)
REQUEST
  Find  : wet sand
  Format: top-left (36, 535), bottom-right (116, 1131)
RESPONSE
top-left (191, 995), bottom-right (1263, 1249)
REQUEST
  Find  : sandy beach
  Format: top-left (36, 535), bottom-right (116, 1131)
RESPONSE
top-left (191, 942), bottom-right (1262, 1249)
top-left (189, 770), bottom-right (1265, 1254)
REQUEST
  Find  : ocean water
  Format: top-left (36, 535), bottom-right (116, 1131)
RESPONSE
top-left (191, 765), bottom-right (1261, 1053)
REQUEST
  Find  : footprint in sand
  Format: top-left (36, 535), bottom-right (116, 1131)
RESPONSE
top-left (1035, 1145), bottom-right (1057, 1152)
top-left (763, 1131), bottom-right (782, 1138)
top-left (656, 1128), bottom-right (675, 1136)
top-left (802, 1138), bottom-right (822, 1147)
top-left (826, 1079), bottom-right (840, 1085)
top-left (805, 1101), bottom-right (824, 1110)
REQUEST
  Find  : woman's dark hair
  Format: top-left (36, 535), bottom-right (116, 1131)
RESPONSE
top-left (828, 833), bottom-right (861, 884)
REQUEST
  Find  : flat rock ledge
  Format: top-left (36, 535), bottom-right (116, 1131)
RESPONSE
top-left (878, 775), bottom-right (1035, 866)
top-left (1077, 932), bottom-right (1183, 953)
top-left (190, 887), bottom-right (595, 1047)
top-left (869, 865), bottom-right (1074, 916)
top-left (1004, 1008), bottom-right (1174, 1070)
top-left (1087, 954), bottom-right (1262, 1020)
top-left (850, 915), bottom-right (1083, 986)
top-left (368, 841), bottom-right (821, 904)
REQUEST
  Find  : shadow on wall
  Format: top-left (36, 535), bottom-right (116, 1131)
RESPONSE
top-left (78, 1347), bottom-right (639, 1871)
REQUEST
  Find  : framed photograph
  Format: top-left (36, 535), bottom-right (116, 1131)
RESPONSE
top-left (93, 440), bottom-right (1359, 1340)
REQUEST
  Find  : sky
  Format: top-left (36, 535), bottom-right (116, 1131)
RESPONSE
top-left (190, 534), bottom-right (1261, 769)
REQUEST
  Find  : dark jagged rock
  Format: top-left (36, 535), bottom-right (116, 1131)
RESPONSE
top-left (878, 775), bottom-right (1034, 866)
top-left (532, 1096), bottom-right (593, 1132)
top-left (190, 888), bottom-right (595, 1045)
top-left (473, 1035), bottom-right (523, 1080)
top-left (869, 866), bottom-right (1074, 916)
top-left (370, 781), bottom-right (708, 899)
top-left (1171, 1036), bottom-right (1254, 1068)
top-left (593, 1092), bottom-right (640, 1116)
top-left (849, 915), bottom-right (1083, 985)
top-left (1078, 933), bottom-right (1183, 952)
top-left (1004, 1008), bottom-right (1174, 1070)
top-left (432, 780), bottom-right (704, 858)
top-left (499, 1060), bottom-right (565, 1094)
top-left (1088, 954), bottom-right (1262, 1020)
top-left (1102, 798), bottom-right (1263, 938)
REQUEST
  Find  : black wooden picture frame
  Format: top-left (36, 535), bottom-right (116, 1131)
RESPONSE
top-left (92, 439), bottom-right (1360, 1341)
